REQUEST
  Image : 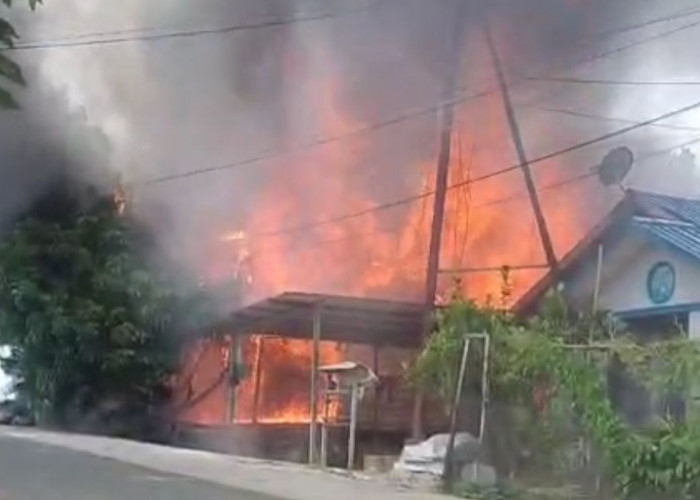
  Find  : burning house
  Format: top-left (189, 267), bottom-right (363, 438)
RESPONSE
top-left (175, 292), bottom-right (450, 466)
top-left (165, 0), bottom-right (700, 467)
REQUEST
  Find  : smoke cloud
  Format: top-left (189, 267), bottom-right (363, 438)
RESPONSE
top-left (2, 0), bottom-right (700, 300)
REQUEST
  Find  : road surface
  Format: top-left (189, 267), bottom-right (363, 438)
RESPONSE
top-left (0, 434), bottom-right (279, 500)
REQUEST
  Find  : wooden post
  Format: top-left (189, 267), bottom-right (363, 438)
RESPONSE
top-left (309, 302), bottom-right (323, 465)
top-left (347, 384), bottom-right (360, 470)
top-left (251, 336), bottom-right (265, 424)
top-left (416, 0), bottom-right (468, 440)
top-left (443, 337), bottom-right (471, 489)
top-left (481, 7), bottom-right (559, 277)
top-left (226, 334), bottom-right (240, 424)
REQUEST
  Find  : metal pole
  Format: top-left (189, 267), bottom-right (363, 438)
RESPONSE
top-left (592, 244), bottom-right (604, 313)
top-left (372, 345), bottom-right (380, 440)
top-left (321, 381), bottom-right (330, 469)
top-left (416, 0), bottom-right (468, 440)
top-left (443, 337), bottom-right (472, 489)
top-left (251, 336), bottom-right (265, 424)
top-left (481, 7), bottom-right (559, 277)
top-left (478, 335), bottom-right (491, 443)
top-left (348, 384), bottom-right (360, 470)
top-left (309, 302), bottom-right (323, 465)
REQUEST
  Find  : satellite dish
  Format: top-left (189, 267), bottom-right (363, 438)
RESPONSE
top-left (597, 146), bottom-right (634, 187)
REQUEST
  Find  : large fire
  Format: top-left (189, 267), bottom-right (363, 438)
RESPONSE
top-left (192, 16), bottom-right (602, 426)
top-left (219, 88), bottom-right (589, 305)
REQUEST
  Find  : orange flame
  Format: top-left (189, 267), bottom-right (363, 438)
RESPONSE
top-left (234, 336), bottom-right (343, 424)
top-left (195, 25), bottom-right (598, 426)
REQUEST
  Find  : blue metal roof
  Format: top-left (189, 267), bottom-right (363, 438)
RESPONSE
top-left (633, 217), bottom-right (700, 261)
top-left (515, 190), bottom-right (700, 314)
top-left (633, 190), bottom-right (700, 227)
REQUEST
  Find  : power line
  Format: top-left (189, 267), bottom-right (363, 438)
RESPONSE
top-left (241, 99), bottom-right (700, 240)
top-left (524, 105), bottom-right (700, 133)
top-left (469, 134), bottom-right (700, 210)
top-left (136, 89), bottom-right (494, 186)
top-left (6, 3), bottom-right (376, 52)
top-left (523, 76), bottom-right (700, 87)
top-left (239, 133), bottom-right (700, 260)
top-left (592, 4), bottom-right (700, 41)
top-left (439, 264), bottom-right (549, 275)
top-left (515, 17), bottom-right (700, 109)
top-left (574, 17), bottom-right (700, 69)
top-left (450, 98), bottom-right (700, 187)
top-left (138, 6), bottom-right (700, 187)
top-left (21, 0), bottom-right (699, 52)
top-left (16, 4), bottom-right (351, 46)
top-left (239, 172), bottom-right (595, 256)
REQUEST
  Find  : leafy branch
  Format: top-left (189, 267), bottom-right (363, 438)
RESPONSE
top-left (0, 0), bottom-right (42, 108)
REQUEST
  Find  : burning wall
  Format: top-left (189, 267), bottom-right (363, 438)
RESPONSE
top-left (234, 336), bottom-right (344, 424)
top-left (177, 338), bottom-right (230, 426)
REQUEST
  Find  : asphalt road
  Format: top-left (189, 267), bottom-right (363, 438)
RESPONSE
top-left (0, 434), bottom-right (280, 500)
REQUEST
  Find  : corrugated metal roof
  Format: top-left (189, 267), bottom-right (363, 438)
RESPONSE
top-left (225, 292), bottom-right (426, 347)
top-left (634, 190), bottom-right (700, 227)
top-left (633, 217), bottom-right (700, 261)
top-left (515, 190), bottom-right (700, 314)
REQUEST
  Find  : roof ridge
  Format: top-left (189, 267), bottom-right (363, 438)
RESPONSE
top-left (630, 188), bottom-right (700, 203)
top-left (633, 215), bottom-right (696, 227)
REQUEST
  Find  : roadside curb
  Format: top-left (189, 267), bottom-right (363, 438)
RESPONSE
top-left (0, 426), bottom-right (449, 500)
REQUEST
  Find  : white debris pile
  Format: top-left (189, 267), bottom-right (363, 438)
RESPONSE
top-left (391, 433), bottom-right (495, 488)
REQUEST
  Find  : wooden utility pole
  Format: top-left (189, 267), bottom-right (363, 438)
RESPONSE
top-left (415, 0), bottom-right (468, 439)
top-left (424, 0), bottom-right (468, 310)
top-left (481, 9), bottom-right (559, 277)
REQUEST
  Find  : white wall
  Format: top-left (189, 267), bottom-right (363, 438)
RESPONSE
top-left (599, 244), bottom-right (700, 314)
top-left (689, 311), bottom-right (700, 340)
top-left (563, 228), bottom-right (700, 315)
top-left (0, 346), bottom-right (10, 399)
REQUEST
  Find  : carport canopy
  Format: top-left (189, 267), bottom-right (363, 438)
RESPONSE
top-left (225, 292), bottom-right (427, 348)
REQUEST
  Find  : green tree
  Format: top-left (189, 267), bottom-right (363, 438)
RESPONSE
top-left (0, 0), bottom-right (42, 108)
top-left (0, 175), bottom-right (225, 437)
top-left (412, 291), bottom-right (700, 498)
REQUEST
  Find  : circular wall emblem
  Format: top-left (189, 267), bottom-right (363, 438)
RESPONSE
top-left (647, 261), bottom-right (676, 305)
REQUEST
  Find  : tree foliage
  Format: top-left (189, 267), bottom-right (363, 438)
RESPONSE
top-left (0, 0), bottom-right (42, 109)
top-left (412, 291), bottom-right (700, 499)
top-left (0, 177), bottom-right (225, 436)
